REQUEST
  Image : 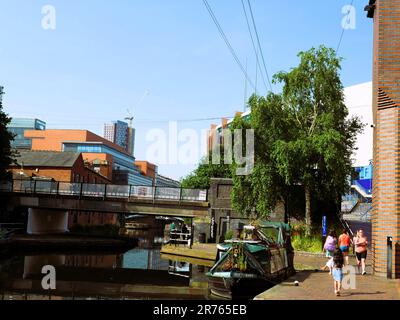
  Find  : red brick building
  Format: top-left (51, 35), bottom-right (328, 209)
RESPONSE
top-left (9, 150), bottom-right (118, 228)
top-left (134, 161), bottom-right (157, 180)
top-left (367, 0), bottom-right (400, 278)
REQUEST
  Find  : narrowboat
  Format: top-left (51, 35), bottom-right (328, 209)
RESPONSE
top-left (206, 221), bottom-right (295, 300)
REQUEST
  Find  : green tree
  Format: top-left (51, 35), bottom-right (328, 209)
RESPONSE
top-left (180, 151), bottom-right (231, 189)
top-left (230, 93), bottom-right (291, 218)
top-left (0, 86), bottom-right (14, 180)
top-left (272, 46), bottom-right (363, 235)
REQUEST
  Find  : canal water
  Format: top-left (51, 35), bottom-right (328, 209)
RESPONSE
top-left (0, 230), bottom-right (212, 300)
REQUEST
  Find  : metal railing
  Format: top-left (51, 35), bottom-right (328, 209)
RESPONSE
top-left (168, 231), bottom-right (192, 246)
top-left (360, 205), bottom-right (372, 222)
top-left (336, 209), bottom-right (354, 238)
top-left (0, 179), bottom-right (208, 203)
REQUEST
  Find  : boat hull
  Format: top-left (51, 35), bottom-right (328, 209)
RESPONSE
top-left (207, 275), bottom-right (274, 300)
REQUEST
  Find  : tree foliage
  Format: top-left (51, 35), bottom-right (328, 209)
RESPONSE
top-left (230, 94), bottom-right (290, 218)
top-left (180, 151), bottom-right (231, 189)
top-left (271, 45), bottom-right (363, 234)
top-left (183, 46), bottom-right (363, 234)
top-left (0, 86), bottom-right (14, 180)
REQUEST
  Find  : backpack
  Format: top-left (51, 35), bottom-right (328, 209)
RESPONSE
top-left (324, 236), bottom-right (336, 251)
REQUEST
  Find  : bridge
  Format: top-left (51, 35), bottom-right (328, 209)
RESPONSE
top-left (0, 179), bottom-right (209, 235)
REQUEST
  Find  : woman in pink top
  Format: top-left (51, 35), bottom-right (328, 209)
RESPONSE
top-left (353, 229), bottom-right (368, 275)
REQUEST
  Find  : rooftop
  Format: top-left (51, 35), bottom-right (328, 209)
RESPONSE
top-left (11, 150), bottom-right (81, 168)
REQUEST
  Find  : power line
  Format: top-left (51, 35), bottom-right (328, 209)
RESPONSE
top-left (36, 116), bottom-right (236, 126)
top-left (202, 0), bottom-right (256, 90)
top-left (246, 0), bottom-right (273, 92)
top-left (336, 0), bottom-right (355, 55)
top-left (240, 0), bottom-right (268, 93)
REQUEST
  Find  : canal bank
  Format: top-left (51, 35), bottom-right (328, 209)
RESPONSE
top-left (160, 243), bottom-right (217, 268)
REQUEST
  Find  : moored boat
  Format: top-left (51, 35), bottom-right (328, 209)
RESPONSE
top-left (206, 221), bottom-right (294, 300)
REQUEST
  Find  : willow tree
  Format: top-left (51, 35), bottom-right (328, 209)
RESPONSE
top-left (230, 93), bottom-right (291, 219)
top-left (0, 86), bottom-right (14, 180)
top-left (272, 46), bottom-right (363, 235)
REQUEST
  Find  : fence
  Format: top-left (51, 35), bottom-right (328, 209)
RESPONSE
top-left (168, 231), bottom-right (192, 246)
top-left (0, 179), bottom-right (208, 203)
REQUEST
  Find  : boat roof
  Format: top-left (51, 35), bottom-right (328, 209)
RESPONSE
top-left (258, 221), bottom-right (291, 231)
top-left (218, 242), bottom-right (267, 254)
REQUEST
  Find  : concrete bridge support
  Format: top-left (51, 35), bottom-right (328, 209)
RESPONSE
top-left (27, 208), bottom-right (69, 235)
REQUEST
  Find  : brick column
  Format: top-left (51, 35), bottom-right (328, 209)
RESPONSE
top-left (369, 0), bottom-right (400, 278)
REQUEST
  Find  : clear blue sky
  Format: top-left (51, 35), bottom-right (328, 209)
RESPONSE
top-left (0, 0), bottom-right (373, 180)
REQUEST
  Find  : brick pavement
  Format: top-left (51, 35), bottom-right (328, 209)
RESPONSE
top-left (255, 253), bottom-right (399, 300)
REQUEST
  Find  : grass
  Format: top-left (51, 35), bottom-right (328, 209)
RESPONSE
top-left (291, 234), bottom-right (322, 253)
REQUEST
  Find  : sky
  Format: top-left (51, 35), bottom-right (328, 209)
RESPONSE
top-left (0, 0), bottom-right (374, 180)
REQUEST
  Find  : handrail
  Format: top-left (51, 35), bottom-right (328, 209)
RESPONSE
top-left (0, 179), bottom-right (208, 203)
top-left (1, 178), bottom-right (202, 190)
top-left (168, 231), bottom-right (192, 246)
top-left (360, 205), bottom-right (372, 222)
top-left (336, 210), bottom-right (354, 238)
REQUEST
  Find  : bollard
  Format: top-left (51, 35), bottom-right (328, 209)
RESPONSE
top-left (387, 236), bottom-right (393, 279)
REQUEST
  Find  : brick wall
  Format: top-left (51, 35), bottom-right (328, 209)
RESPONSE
top-left (371, 0), bottom-right (400, 278)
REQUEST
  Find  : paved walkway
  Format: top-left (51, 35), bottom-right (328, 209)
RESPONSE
top-left (256, 253), bottom-right (399, 300)
top-left (294, 252), bottom-right (373, 273)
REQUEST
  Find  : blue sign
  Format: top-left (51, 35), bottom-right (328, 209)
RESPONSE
top-left (322, 216), bottom-right (327, 236)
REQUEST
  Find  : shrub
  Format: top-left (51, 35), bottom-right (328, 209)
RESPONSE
top-left (224, 230), bottom-right (234, 240)
top-left (291, 234), bottom-right (322, 253)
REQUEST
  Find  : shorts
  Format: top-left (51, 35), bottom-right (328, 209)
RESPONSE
top-left (326, 250), bottom-right (334, 258)
top-left (332, 268), bottom-right (343, 282)
top-left (340, 245), bottom-right (349, 253)
top-left (356, 251), bottom-right (367, 260)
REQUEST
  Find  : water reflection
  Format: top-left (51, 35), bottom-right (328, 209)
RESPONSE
top-left (0, 245), bottom-right (211, 300)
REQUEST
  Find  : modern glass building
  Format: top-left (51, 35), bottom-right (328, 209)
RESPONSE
top-left (7, 118), bottom-right (46, 149)
top-left (62, 141), bottom-right (152, 186)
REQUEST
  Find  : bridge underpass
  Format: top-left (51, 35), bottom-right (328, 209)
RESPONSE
top-left (0, 179), bottom-right (209, 235)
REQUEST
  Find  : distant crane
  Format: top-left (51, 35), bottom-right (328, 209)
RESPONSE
top-left (124, 109), bottom-right (134, 129)
top-left (125, 89), bottom-right (149, 125)
top-left (124, 89), bottom-right (149, 156)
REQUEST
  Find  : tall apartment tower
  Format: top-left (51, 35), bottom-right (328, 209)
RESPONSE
top-left (104, 120), bottom-right (130, 153)
top-left (104, 120), bottom-right (135, 156)
top-left (366, 0), bottom-right (400, 278)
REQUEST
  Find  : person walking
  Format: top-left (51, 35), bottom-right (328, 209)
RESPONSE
top-left (181, 223), bottom-right (189, 241)
top-left (332, 248), bottom-right (344, 296)
top-left (322, 229), bottom-right (337, 274)
top-left (323, 229), bottom-right (337, 258)
top-left (338, 229), bottom-right (352, 265)
top-left (170, 221), bottom-right (176, 243)
top-left (354, 229), bottom-right (368, 275)
top-left (320, 256), bottom-right (334, 274)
